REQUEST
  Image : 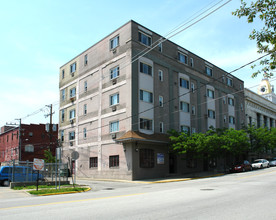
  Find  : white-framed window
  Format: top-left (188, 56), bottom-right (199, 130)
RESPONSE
top-left (110, 93), bottom-right (119, 106)
top-left (191, 82), bottom-right (195, 93)
top-left (228, 98), bottom-right (235, 106)
top-left (69, 109), bottom-right (76, 119)
top-left (139, 32), bottom-right (152, 46)
top-left (205, 66), bottom-right (213, 76)
top-left (229, 116), bottom-right (235, 124)
top-left (69, 131), bottom-right (75, 141)
top-left (61, 109), bottom-right (65, 122)
top-left (70, 88), bottom-right (76, 98)
top-left (190, 58), bottom-right (194, 67)
top-left (207, 89), bottom-right (214, 99)
top-left (224, 115), bottom-right (227, 123)
top-left (180, 101), bottom-right (189, 112)
top-left (181, 125), bottom-right (190, 134)
top-left (140, 62), bottom-right (152, 76)
top-left (84, 54), bottom-right (88, 65)
top-left (61, 89), bottom-right (65, 101)
top-left (83, 128), bottom-right (87, 139)
top-left (84, 81), bottom-right (87, 93)
top-left (110, 35), bottom-right (119, 49)
top-left (158, 70), bottom-right (163, 81)
top-left (110, 66), bottom-right (120, 79)
top-left (227, 78), bottom-right (233, 86)
top-left (62, 69), bottom-right (65, 79)
top-left (208, 110), bottom-right (216, 119)
top-left (191, 105), bottom-right (196, 115)
top-left (25, 145), bottom-right (34, 152)
top-left (159, 96), bottom-right (163, 107)
top-left (158, 42), bottom-right (162, 52)
top-left (159, 122), bottom-right (164, 133)
top-left (140, 90), bottom-right (153, 103)
top-left (60, 130), bottom-right (64, 142)
top-left (70, 62), bottom-right (76, 74)
top-left (110, 121), bottom-right (119, 133)
top-left (84, 104), bottom-right (87, 115)
top-left (180, 78), bottom-right (189, 89)
top-left (178, 52), bottom-right (188, 64)
top-left (140, 118), bottom-right (153, 130)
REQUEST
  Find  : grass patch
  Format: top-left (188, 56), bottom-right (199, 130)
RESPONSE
top-left (13, 184), bottom-right (72, 190)
top-left (28, 187), bottom-right (89, 195)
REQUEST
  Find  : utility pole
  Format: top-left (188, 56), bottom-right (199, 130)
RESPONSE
top-left (45, 104), bottom-right (54, 147)
top-left (15, 118), bottom-right (21, 161)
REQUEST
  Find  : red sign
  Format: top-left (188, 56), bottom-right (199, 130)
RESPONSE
top-left (33, 158), bottom-right (45, 171)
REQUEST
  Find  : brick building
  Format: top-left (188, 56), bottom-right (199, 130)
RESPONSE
top-left (0, 123), bottom-right (58, 164)
top-left (59, 20), bottom-right (245, 180)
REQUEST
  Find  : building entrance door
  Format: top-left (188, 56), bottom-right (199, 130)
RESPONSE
top-left (169, 154), bottom-right (177, 173)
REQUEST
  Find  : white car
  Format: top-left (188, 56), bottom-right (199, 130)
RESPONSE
top-left (269, 159), bottom-right (276, 167)
top-left (251, 159), bottom-right (270, 169)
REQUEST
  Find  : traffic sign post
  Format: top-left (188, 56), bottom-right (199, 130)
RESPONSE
top-left (33, 158), bottom-right (45, 191)
top-left (71, 151), bottom-right (79, 186)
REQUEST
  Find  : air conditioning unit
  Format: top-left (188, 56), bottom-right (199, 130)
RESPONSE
top-left (112, 79), bottom-right (117, 85)
top-left (71, 72), bottom-right (74, 77)
top-left (112, 49), bottom-right (117, 54)
top-left (111, 133), bottom-right (116, 139)
top-left (112, 106), bottom-right (117, 112)
top-left (70, 141), bottom-right (74, 146)
top-left (70, 119), bottom-right (74, 124)
top-left (70, 97), bottom-right (75, 102)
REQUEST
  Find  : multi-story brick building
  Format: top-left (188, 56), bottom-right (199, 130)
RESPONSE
top-left (59, 20), bottom-right (245, 180)
top-left (0, 123), bottom-right (58, 164)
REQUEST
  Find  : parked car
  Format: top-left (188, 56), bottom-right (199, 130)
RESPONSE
top-left (269, 158), bottom-right (276, 167)
top-left (251, 159), bottom-right (270, 169)
top-left (229, 160), bottom-right (252, 173)
top-left (0, 166), bottom-right (44, 186)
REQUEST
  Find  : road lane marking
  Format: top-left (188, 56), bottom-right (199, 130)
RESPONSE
top-left (0, 193), bottom-right (145, 210)
top-left (237, 169), bottom-right (276, 179)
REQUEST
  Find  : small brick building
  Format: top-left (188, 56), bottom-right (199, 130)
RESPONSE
top-left (0, 123), bottom-right (58, 164)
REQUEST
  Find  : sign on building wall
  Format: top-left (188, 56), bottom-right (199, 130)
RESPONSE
top-left (157, 153), bottom-right (164, 165)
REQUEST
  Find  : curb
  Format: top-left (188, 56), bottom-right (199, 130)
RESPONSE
top-left (32, 187), bottom-right (91, 196)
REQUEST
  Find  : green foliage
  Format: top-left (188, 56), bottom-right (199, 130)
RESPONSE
top-left (44, 149), bottom-right (56, 163)
top-left (28, 187), bottom-right (89, 195)
top-left (232, 0), bottom-right (276, 78)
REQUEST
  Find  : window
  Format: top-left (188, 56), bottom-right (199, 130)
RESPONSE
top-left (191, 83), bottom-right (195, 93)
top-left (140, 90), bottom-right (153, 103)
top-left (224, 115), bottom-right (227, 123)
top-left (241, 103), bottom-right (244, 111)
top-left (227, 78), bottom-right (233, 86)
top-left (83, 128), bottom-right (87, 139)
top-left (110, 66), bottom-right (120, 79)
top-left (223, 97), bottom-right (226, 104)
top-left (110, 121), bottom-right (119, 133)
top-left (140, 62), bottom-right (152, 76)
top-left (110, 93), bottom-right (119, 106)
top-left (181, 125), bottom-right (190, 134)
top-left (84, 81), bottom-right (87, 93)
top-left (180, 101), bottom-right (189, 112)
top-left (139, 32), bottom-right (152, 46)
top-left (61, 89), bottom-right (65, 101)
top-left (69, 131), bottom-right (75, 141)
top-left (207, 89), bottom-right (214, 98)
top-left (62, 69), bottom-right (65, 79)
top-left (191, 105), bottom-right (196, 115)
top-left (29, 132), bottom-right (33, 137)
top-left (140, 149), bottom-right (154, 168)
top-left (89, 157), bottom-right (98, 168)
top-left (25, 145), bottom-right (34, 152)
top-left (70, 88), bottom-right (76, 98)
top-left (159, 96), bottom-right (163, 107)
top-left (208, 110), bottom-right (216, 119)
top-left (140, 118), bottom-right (153, 130)
top-left (180, 78), bottom-right (189, 89)
top-left (248, 116), bottom-right (252, 126)
top-left (69, 109), bottom-right (75, 119)
top-left (109, 155), bottom-right (119, 168)
top-left (178, 52), bottom-right (188, 64)
top-left (229, 116), bottom-right (235, 124)
top-left (84, 54), bottom-right (88, 65)
top-left (228, 98), bottom-right (235, 106)
top-left (158, 42), bottom-right (162, 52)
top-left (84, 104), bottom-right (87, 115)
top-left (158, 70), bottom-right (163, 81)
top-left (61, 109), bottom-right (65, 122)
top-left (190, 58), bottom-right (194, 67)
top-left (191, 127), bottom-right (196, 134)
top-left (110, 36), bottom-right (119, 49)
top-left (70, 62), bottom-right (76, 74)
top-left (159, 122), bottom-right (164, 133)
top-left (61, 130), bottom-right (64, 142)
top-left (205, 66), bottom-right (213, 76)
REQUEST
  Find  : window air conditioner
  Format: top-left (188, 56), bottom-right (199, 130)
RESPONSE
top-left (112, 79), bottom-right (117, 85)
top-left (111, 133), bottom-right (116, 139)
top-left (112, 106), bottom-right (117, 112)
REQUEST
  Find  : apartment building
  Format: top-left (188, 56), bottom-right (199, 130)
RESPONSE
top-left (59, 20), bottom-right (245, 180)
top-left (0, 124), bottom-right (58, 165)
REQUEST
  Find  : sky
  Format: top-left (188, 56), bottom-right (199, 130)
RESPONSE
top-left (0, 0), bottom-right (273, 127)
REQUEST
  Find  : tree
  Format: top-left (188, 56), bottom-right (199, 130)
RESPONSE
top-left (44, 149), bottom-right (56, 163)
top-left (232, 0), bottom-right (276, 78)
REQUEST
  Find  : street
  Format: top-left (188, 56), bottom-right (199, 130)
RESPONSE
top-left (1, 167), bottom-right (276, 219)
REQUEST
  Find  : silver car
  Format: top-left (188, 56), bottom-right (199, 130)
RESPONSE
top-left (251, 159), bottom-right (270, 169)
top-left (269, 158), bottom-right (276, 167)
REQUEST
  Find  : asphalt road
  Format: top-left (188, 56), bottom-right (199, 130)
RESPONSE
top-left (1, 167), bottom-right (276, 220)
